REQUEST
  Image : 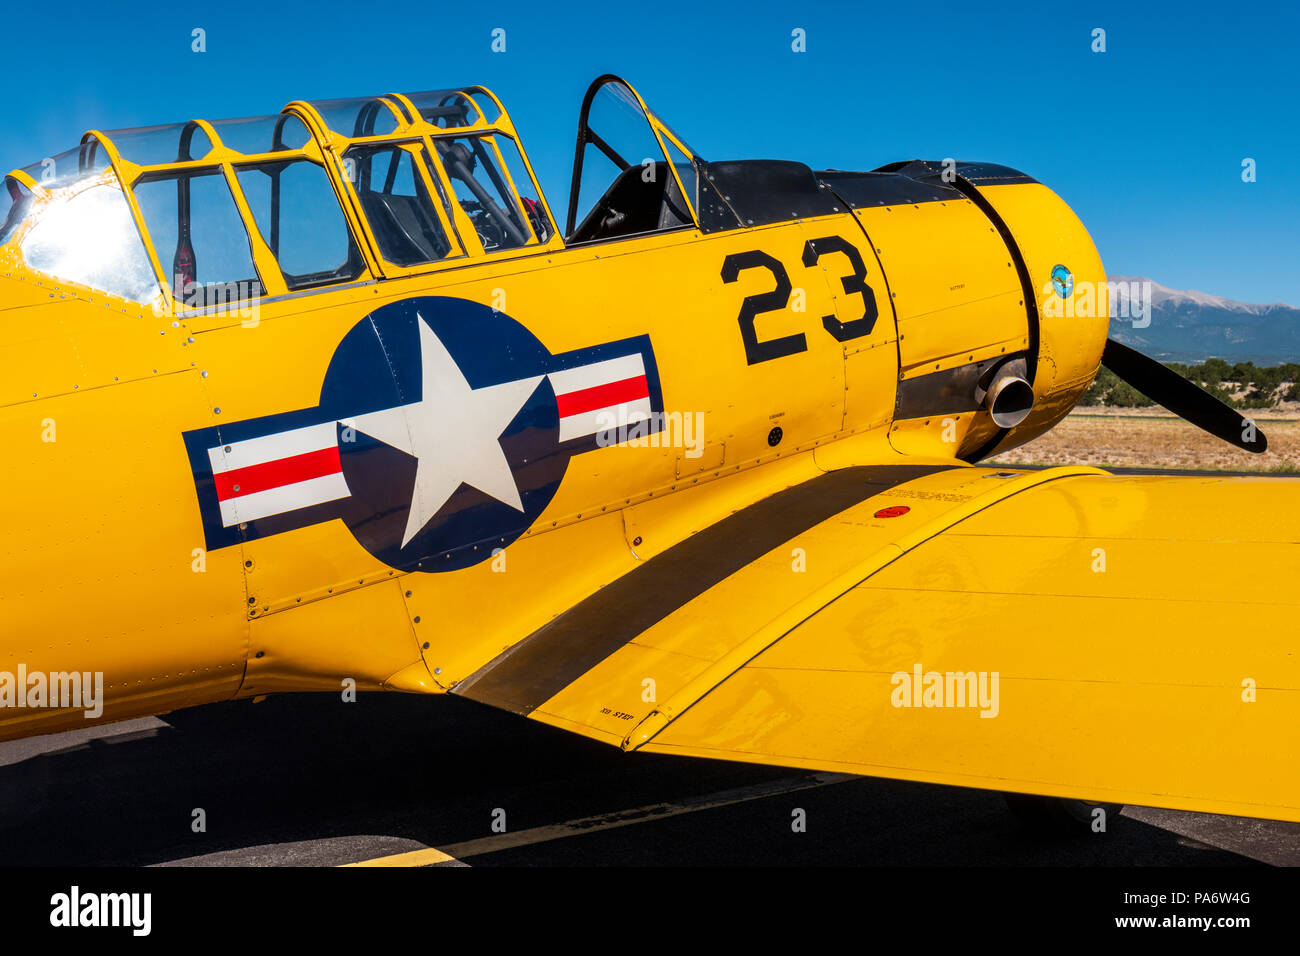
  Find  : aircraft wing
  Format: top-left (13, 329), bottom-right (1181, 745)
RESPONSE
top-left (453, 463), bottom-right (1300, 823)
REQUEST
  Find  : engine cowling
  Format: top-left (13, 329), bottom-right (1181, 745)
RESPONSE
top-left (819, 160), bottom-right (1108, 461)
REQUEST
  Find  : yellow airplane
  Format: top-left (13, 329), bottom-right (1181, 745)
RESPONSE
top-left (1, 75), bottom-right (1295, 832)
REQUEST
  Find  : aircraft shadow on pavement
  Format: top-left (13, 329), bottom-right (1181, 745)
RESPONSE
top-left (0, 693), bottom-right (1262, 867)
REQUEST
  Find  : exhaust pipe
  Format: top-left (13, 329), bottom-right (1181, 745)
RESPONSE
top-left (976, 358), bottom-right (1034, 429)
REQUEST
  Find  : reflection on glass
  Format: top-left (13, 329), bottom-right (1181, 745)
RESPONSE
top-left (21, 184), bottom-right (159, 302)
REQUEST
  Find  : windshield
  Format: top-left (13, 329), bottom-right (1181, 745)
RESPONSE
top-left (17, 176), bottom-right (160, 303)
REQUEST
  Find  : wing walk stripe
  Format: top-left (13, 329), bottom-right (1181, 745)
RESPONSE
top-left (453, 464), bottom-right (954, 715)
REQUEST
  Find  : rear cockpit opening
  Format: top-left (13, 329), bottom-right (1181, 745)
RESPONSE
top-left (565, 76), bottom-right (701, 244)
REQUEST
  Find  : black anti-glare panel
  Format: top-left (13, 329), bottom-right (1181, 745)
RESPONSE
top-left (817, 169), bottom-right (962, 208)
top-left (697, 159), bottom-right (843, 233)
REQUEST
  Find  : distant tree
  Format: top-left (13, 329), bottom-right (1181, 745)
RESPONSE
top-left (1079, 366), bottom-right (1119, 405)
top-left (1108, 381), bottom-right (1156, 407)
top-left (1073, 359), bottom-right (1299, 409)
top-left (1077, 384), bottom-right (1104, 406)
top-left (1239, 388), bottom-right (1276, 409)
top-left (1210, 383), bottom-right (1240, 407)
top-left (1254, 368), bottom-right (1283, 395)
top-left (1200, 358), bottom-right (1232, 386)
top-left (1230, 361), bottom-right (1259, 384)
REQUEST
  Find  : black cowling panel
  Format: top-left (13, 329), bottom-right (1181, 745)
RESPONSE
top-left (817, 169), bottom-right (962, 207)
top-left (816, 159), bottom-right (1035, 211)
top-left (872, 159), bottom-right (1036, 187)
top-left (696, 160), bottom-right (843, 233)
top-left (946, 161), bottom-right (1036, 186)
top-left (688, 157), bottom-right (1036, 233)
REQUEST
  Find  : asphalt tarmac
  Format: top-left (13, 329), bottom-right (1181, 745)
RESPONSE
top-left (1, 692), bottom-right (1297, 867)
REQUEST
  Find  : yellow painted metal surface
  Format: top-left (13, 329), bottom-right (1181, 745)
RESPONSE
top-left (523, 465), bottom-right (1091, 744)
top-left (851, 198), bottom-right (1026, 378)
top-left (2, 79), bottom-right (1296, 827)
top-left (0, 366), bottom-right (247, 738)
top-left (975, 182), bottom-right (1110, 454)
top-left (635, 473), bottom-right (1300, 823)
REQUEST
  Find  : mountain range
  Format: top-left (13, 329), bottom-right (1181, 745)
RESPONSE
top-left (1105, 276), bottom-right (1300, 365)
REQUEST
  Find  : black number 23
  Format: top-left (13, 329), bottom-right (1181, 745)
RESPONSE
top-left (721, 236), bottom-right (880, 366)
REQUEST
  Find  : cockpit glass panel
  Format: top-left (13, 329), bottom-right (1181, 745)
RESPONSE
top-left (572, 143), bottom-right (622, 234)
top-left (493, 134), bottom-right (551, 243)
top-left (567, 78), bottom-right (692, 243)
top-left (344, 141), bottom-right (457, 267)
top-left (649, 111), bottom-right (699, 159)
top-left (20, 181), bottom-right (159, 302)
top-left (1, 177), bottom-right (36, 244)
top-left (402, 90), bottom-right (479, 129)
top-left (574, 83), bottom-right (664, 226)
top-left (236, 159), bottom-right (365, 291)
top-left (660, 135), bottom-right (697, 213)
top-left (465, 89), bottom-right (501, 124)
top-left (434, 135), bottom-right (533, 252)
top-left (134, 170), bottom-right (262, 306)
top-left (103, 123), bottom-right (215, 166)
top-left (21, 142), bottom-right (109, 190)
top-left (309, 97), bottom-right (404, 138)
top-left (208, 114), bottom-right (311, 155)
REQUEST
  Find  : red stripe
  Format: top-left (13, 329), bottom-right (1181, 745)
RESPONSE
top-left (214, 446), bottom-right (341, 501)
top-left (555, 374), bottom-right (649, 418)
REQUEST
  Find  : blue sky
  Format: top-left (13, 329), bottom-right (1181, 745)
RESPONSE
top-left (3, 0), bottom-right (1296, 303)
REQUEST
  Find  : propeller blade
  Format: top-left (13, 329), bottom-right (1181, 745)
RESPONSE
top-left (1100, 338), bottom-right (1267, 453)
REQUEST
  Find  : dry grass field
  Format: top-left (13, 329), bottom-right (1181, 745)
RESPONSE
top-left (988, 407), bottom-right (1300, 473)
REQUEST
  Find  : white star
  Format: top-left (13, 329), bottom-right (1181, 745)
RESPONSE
top-left (346, 315), bottom-right (542, 548)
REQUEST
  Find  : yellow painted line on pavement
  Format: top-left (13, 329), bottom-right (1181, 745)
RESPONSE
top-left (340, 771), bottom-right (855, 867)
top-left (342, 846), bottom-right (459, 867)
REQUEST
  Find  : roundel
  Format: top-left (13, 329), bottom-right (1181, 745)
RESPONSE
top-left (326, 297), bottom-right (566, 572)
top-left (182, 295), bottom-right (664, 573)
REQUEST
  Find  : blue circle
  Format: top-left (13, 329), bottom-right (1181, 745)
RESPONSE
top-left (322, 297), bottom-right (567, 572)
